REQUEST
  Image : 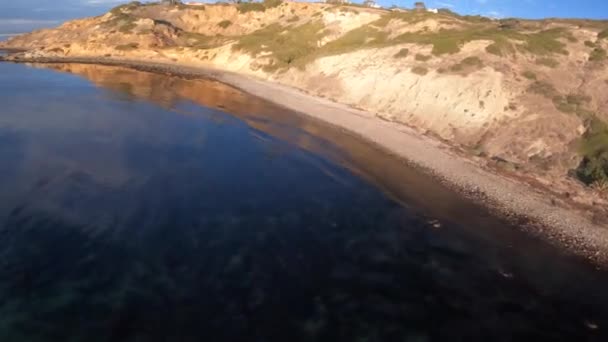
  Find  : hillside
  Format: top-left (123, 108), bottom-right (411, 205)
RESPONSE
top-left (1, 0), bottom-right (608, 214)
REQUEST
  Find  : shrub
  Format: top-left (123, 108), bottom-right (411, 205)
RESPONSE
top-left (598, 28), bottom-right (608, 39)
top-left (576, 117), bottom-right (608, 185)
top-left (411, 66), bottom-right (428, 75)
top-left (415, 53), bottom-right (431, 61)
top-left (522, 70), bottom-right (536, 80)
top-left (264, 0), bottom-right (283, 8)
top-left (218, 20), bottom-right (232, 28)
top-left (589, 47), bottom-right (607, 61)
top-left (449, 56), bottom-right (482, 72)
top-left (238, 2), bottom-right (265, 13)
top-left (584, 40), bottom-right (596, 48)
top-left (461, 56), bottom-right (482, 66)
top-left (393, 48), bottom-right (409, 58)
top-left (238, 0), bottom-right (282, 13)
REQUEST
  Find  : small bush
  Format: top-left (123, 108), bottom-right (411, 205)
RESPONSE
top-left (449, 56), bottom-right (482, 72)
top-left (536, 57), bottom-right (559, 68)
top-left (238, 2), bottom-right (265, 13)
top-left (461, 56), bottom-right (482, 66)
top-left (584, 40), bottom-right (596, 48)
top-left (238, 0), bottom-right (282, 13)
top-left (411, 66), bottom-right (428, 75)
top-left (218, 20), bottom-right (232, 29)
top-left (414, 53), bottom-right (431, 61)
top-left (522, 70), bottom-right (536, 80)
top-left (576, 117), bottom-right (608, 185)
top-left (598, 28), bottom-right (608, 39)
top-left (393, 48), bottom-right (409, 58)
top-left (589, 47), bottom-right (607, 62)
top-left (264, 0), bottom-right (283, 8)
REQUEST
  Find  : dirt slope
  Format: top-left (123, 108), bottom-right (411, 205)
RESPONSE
top-left (1, 1), bottom-right (608, 215)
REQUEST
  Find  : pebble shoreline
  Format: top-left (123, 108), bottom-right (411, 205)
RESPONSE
top-left (2, 55), bottom-right (608, 266)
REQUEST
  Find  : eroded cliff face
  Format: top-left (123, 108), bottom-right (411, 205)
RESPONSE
top-left (2, 1), bottom-right (608, 202)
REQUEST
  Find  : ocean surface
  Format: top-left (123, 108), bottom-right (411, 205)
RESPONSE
top-left (0, 61), bottom-right (607, 341)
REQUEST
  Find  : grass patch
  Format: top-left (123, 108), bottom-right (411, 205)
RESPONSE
top-left (238, 0), bottom-right (282, 13)
top-left (115, 42), bottom-right (139, 51)
top-left (180, 32), bottom-right (218, 49)
top-left (589, 47), bottom-right (607, 61)
top-left (233, 21), bottom-right (325, 71)
top-left (450, 56), bottom-right (483, 72)
top-left (522, 70), bottom-right (536, 80)
top-left (528, 80), bottom-right (558, 98)
top-left (176, 3), bottom-right (206, 11)
top-left (553, 93), bottom-right (592, 114)
top-left (521, 28), bottom-right (569, 55)
top-left (535, 57), bottom-right (559, 68)
top-left (218, 20), bottom-right (232, 29)
top-left (411, 66), bottom-right (428, 75)
top-left (414, 53), bottom-right (431, 61)
top-left (316, 25), bottom-right (388, 57)
top-left (393, 48), bottom-right (409, 58)
top-left (485, 36), bottom-right (516, 56)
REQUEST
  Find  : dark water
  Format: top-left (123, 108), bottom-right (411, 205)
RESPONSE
top-left (0, 62), bottom-right (608, 342)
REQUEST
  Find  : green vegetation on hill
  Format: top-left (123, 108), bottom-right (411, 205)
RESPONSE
top-left (577, 118), bottom-right (608, 186)
top-left (527, 79), bottom-right (608, 185)
top-left (238, 0), bottom-right (283, 13)
top-left (218, 20), bottom-right (232, 28)
top-left (233, 21), bottom-right (325, 71)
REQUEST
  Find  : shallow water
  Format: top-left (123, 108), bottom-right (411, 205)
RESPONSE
top-left (0, 62), bottom-right (607, 341)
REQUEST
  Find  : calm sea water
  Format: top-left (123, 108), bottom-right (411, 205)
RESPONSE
top-left (0, 61), bottom-right (607, 341)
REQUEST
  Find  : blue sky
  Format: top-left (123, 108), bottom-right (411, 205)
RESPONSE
top-left (0, 0), bottom-right (606, 33)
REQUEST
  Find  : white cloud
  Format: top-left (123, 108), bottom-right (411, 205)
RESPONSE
top-left (436, 2), bottom-right (455, 8)
top-left (486, 10), bottom-right (503, 19)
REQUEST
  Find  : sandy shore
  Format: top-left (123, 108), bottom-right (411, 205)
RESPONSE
top-left (2, 55), bottom-right (608, 265)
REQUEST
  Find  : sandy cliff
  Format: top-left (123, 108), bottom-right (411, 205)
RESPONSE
top-left (1, 1), bottom-right (607, 217)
